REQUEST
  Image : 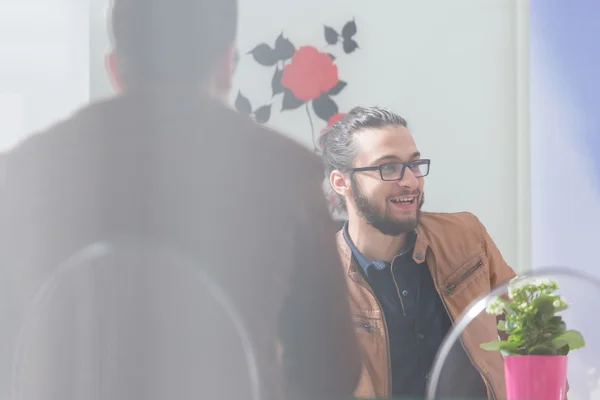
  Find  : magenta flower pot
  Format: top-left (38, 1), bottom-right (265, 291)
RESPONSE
top-left (504, 355), bottom-right (567, 400)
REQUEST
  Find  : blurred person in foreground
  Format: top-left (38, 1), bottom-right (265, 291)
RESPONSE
top-left (0, 0), bottom-right (360, 399)
top-left (320, 107), bottom-right (517, 399)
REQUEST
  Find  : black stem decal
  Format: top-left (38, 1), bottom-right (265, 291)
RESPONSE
top-left (305, 103), bottom-right (316, 150)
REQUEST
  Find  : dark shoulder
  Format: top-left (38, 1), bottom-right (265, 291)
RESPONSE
top-left (8, 93), bottom-right (320, 167)
top-left (4, 94), bottom-right (325, 212)
top-left (2, 101), bottom-right (98, 188)
top-left (207, 102), bottom-right (324, 190)
top-left (227, 109), bottom-right (322, 176)
top-left (4, 96), bottom-right (120, 166)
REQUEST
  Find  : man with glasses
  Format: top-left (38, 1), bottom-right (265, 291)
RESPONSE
top-left (320, 106), bottom-right (516, 399)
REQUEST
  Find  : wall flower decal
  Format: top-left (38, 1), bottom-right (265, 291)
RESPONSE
top-left (234, 19), bottom-right (359, 151)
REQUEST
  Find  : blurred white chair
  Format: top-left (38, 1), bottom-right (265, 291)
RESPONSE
top-left (12, 238), bottom-right (261, 400)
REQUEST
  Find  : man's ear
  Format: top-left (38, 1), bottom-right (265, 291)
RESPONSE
top-left (330, 170), bottom-right (352, 199)
top-left (105, 51), bottom-right (123, 92)
top-left (207, 45), bottom-right (235, 101)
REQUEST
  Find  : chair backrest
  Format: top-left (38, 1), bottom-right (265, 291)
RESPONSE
top-left (12, 238), bottom-right (261, 400)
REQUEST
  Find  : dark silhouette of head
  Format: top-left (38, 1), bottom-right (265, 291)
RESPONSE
top-left (106, 0), bottom-right (237, 98)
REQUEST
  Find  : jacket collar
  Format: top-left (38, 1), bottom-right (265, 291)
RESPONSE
top-left (336, 218), bottom-right (430, 282)
top-left (342, 222), bottom-right (418, 276)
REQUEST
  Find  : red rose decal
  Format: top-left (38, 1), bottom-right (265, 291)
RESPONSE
top-left (281, 46), bottom-right (339, 101)
top-left (327, 113), bottom-right (344, 127)
top-left (234, 19), bottom-right (359, 152)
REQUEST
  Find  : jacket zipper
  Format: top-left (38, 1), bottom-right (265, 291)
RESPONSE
top-left (445, 260), bottom-right (483, 296)
top-left (355, 320), bottom-right (375, 333)
top-left (355, 277), bottom-right (392, 397)
top-left (390, 260), bottom-right (407, 315)
top-left (434, 260), bottom-right (497, 400)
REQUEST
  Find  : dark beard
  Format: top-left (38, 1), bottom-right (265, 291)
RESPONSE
top-left (351, 178), bottom-right (423, 236)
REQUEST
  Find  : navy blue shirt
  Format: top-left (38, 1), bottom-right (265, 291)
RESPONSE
top-left (343, 224), bottom-right (486, 398)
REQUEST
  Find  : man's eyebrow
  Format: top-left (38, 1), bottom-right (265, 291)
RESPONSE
top-left (371, 151), bottom-right (421, 164)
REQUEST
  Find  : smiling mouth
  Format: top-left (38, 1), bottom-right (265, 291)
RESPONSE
top-left (390, 196), bottom-right (417, 205)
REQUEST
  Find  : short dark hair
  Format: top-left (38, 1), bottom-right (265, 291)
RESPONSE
top-left (319, 106), bottom-right (408, 212)
top-left (109, 0), bottom-right (237, 87)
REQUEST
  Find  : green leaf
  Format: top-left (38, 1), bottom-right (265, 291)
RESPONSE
top-left (554, 302), bottom-right (569, 313)
top-left (500, 341), bottom-right (528, 355)
top-left (497, 320), bottom-right (507, 332)
top-left (532, 295), bottom-right (552, 306)
top-left (548, 316), bottom-right (566, 335)
top-left (507, 332), bottom-right (523, 343)
top-left (552, 330), bottom-right (586, 351)
top-left (480, 340), bottom-right (503, 351)
top-left (556, 344), bottom-right (569, 356)
top-left (480, 340), bottom-right (525, 355)
top-left (529, 344), bottom-right (557, 355)
top-left (533, 296), bottom-right (555, 319)
top-left (498, 298), bottom-right (518, 315)
top-left (506, 319), bottom-right (519, 333)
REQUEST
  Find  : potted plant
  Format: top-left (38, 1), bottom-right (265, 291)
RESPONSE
top-left (481, 278), bottom-right (585, 400)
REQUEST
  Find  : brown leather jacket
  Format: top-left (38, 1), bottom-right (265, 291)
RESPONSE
top-left (337, 211), bottom-right (516, 399)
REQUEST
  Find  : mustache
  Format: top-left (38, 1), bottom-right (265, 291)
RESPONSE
top-left (388, 190), bottom-right (420, 197)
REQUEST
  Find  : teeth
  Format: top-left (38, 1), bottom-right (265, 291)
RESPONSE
top-left (391, 197), bottom-right (415, 204)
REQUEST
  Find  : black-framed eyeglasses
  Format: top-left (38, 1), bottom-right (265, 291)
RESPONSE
top-left (352, 159), bottom-right (431, 181)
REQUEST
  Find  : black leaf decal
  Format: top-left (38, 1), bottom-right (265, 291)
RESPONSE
top-left (271, 67), bottom-right (284, 97)
top-left (328, 80), bottom-right (347, 96)
top-left (324, 26), bottom-right (339, 45)
top-left (328, 53), bottom-right (336, 61)
top-left (341, 19), bottom-right (357, 39)
top-left (342, 38), bottom-right (359, 54)
top-left (234, 91), bottom-right (252, 115)
top-left (254, 104), bottom-right (272, 124)
top-left (248, 43), bottom-right (278, 66)
top-left (312, 93), bottom-right (338, 121)
top-left (281, 89), bottom-right (305, 111)
top-left (274, 33), bottom-right (296, 61)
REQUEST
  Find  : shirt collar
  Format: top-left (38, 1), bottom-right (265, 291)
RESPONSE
top-left (342, 222), bottom-right (416, 276)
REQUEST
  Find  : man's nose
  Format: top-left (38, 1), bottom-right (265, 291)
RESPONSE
top-left (398, 167), bottom-right (418, 188)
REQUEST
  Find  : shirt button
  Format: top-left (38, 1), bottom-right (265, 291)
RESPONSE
top-left (425, 372), bottom-right (431, 380)
top-left (402, 290), bottom-right (409, 296)
top-left (415, 252), bottom-right (425, 261)
top-left (417, 333), bottom-right (425, 340)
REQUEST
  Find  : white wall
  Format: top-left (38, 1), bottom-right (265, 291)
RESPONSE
top-left (89, 0), bottom-right (530, 272)
top-left (235, 0), bottom-right (529, 271)
top-left (0, 0), bottom-right (90, 152)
